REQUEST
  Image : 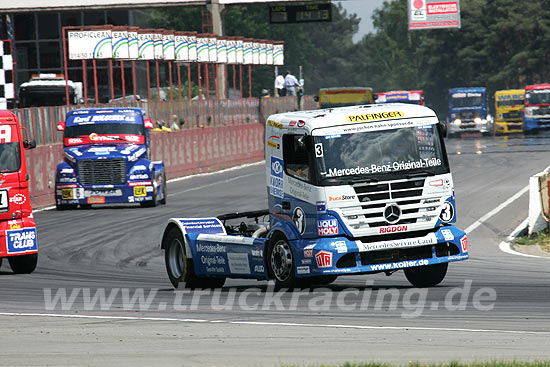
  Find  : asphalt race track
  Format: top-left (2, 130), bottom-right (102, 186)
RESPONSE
top-left (2, 134), bottom-right (550, 366)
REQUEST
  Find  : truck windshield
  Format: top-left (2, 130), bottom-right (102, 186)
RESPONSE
top-left (496, 99), bottom-right (523, 107)
top-left (525, 90), bottom-right (550, 105)
top-left (450, 93), bottom-right (484, 108)
top-left (63, 123), bottom-right (145, 146)
top-left (0, 142), bottom-right (21, 173)
top-left (314, 124), bottom-right (448, 184)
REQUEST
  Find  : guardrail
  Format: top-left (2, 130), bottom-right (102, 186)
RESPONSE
top-left (12, 95), bottom-right (317, 146)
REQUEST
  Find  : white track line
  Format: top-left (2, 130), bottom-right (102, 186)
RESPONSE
top-left (0, 312), bottom-right (548, 335)
top-left (464, 185), bottom-right (529, 234)
top-left (33, 161), bottom-right (265, 212)
top-left (498, 218), bottom-right (549, 259)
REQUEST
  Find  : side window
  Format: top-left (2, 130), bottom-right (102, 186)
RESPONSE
top-left (283, 134), bottom-right (312, 183)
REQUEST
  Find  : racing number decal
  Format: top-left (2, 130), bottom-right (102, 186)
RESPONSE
top-left (134, 186), bottom-right (146, 197)
top-left (0, 190), bottom-right (8, 209)
top-left (440, 202), bottom-right (454, 222)
top-left (61, 189), bottom-right (73, 200)
top-left (315, 143), bottom-right (323, 157)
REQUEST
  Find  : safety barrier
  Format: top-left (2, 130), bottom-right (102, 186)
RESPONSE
top-left (12, 95), bottom-right (316, 146)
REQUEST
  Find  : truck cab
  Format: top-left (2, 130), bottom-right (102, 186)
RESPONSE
top-left (18, 74), bottom-right (83, 108)
top-left (55, 108), bottom-right (166, 209)
top-left (375, 90), bottom-right (424, 105)
top-left (494, 89), bottom-right (524, 134)
top-left (523, 83), bottom-right (550, 133)
top-left (447, 87), bottom-right (492, 136)
top-left (0, 110), bottom-right (38, 274)
top-left (162, 103), bottom-right (468, 289)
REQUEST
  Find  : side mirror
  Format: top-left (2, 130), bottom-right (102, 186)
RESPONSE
top-left (313, 96), bottom-right (319, 102)
top-left (438, 121), bottom-right (448, 138)
top-left (144, 119), bottom-right (154, 129)
top-left (57, 121), bottom-right (65, 131)
top-left (23, 139), bottom-right (36, 149)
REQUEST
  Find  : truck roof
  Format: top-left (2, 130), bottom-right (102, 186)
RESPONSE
top-left (449, 87), bottom-right (486, 93)
top-left (65, 108), bottom-right (145, 126)
top-left (0, 110), bottom-right (17, 120)
top-left (525, 83), bottom-right (550, 90)
top-left (267, 103), bottom-right (437, 132)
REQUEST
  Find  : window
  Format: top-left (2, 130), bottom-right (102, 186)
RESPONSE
top-left (283, 134), bottom-right (313, 183)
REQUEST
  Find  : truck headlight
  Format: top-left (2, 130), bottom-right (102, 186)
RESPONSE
top-left (525, 108), bottom-right (533, 118)
top-left (454, 118), bottom-right (461, 125)
top-left (474, 117), bottom-right (482, 124)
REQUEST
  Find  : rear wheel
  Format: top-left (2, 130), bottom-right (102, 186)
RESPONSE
top-left (159, 173), bottom-right (167, 205)
top-left (404, 262), bottom-right (448, 288)
top-left (164, 227), bottom-right (225, 289)
top-left (9, 253), bottom-right (38, 274)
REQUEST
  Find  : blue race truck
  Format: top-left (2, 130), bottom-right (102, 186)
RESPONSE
top-left (161, 103), bottom-right (468, 289)
top-left (447, 87), bottom-right (493, 136)
top-left (55, 108), bottom-right (166, 209)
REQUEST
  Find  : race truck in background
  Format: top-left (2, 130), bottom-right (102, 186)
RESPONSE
top-left (0, 110), bottom-right (38, 274)
top-left (161, 103), bottom-right (468, 289)
top-left (375, 90), bottom-right (424, 105)
top-left (494, 89), bottom-right (524, 134)
top-left (447, 87), bottom-right (493, 136)
top-left (315, 87), bottom-right (374, 109)
top-left (55, 108), bottom-right (166, 209)
top-left (523, 83), bottom-right (550, 134)
top-left (18, 74), bottom-right (83, 108)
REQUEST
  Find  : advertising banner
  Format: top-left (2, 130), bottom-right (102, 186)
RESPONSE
top-left (128, 27), bottom-right (139, 59)
top-left (163, 31), bottom-right (175, 61)
top-left (273, 42), bottom-right (284, 65)
top-left (154, 32), bottom-right (164, 59)
top-left (408, 0), bottom-right (461, 30)
top-left (252, 41), bottom-right (260, 65)
top-left (112, 28), bottom-right (129, 59)
top-left (208, 35), bottom-right (217, 63)
top-left (266, 42), bottom-right (273, 65)
top-left (188, 32), bottom-right (197, 61)
top-left (236, 37), bottom-right (244, 64)
top-left (196, 35), bottom-right (209, 62)
top-left (243, 39), bottom-right (253, 65)
top-left (226, 37), bottom-right (237, 64)
top-left (138, 30), bottom-right (155, 60)
top-left (259, 41), bottom-right (267, 65)
top-left (217, 37), bottom-right (227, 64)
top-left (68, 29), bottom-right (113, 60)
top-left (175, 32), bottom-right (188, 62)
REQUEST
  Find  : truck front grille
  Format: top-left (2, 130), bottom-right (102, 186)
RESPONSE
top-left (502, 111), bottom-right (521, 119)
top-left (78, 159), bottom-right (126, 185)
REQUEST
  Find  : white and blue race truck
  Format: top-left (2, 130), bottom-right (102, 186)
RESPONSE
top-left (162, 103), bottom-right (468, 288)
top-left (55, 108), bottom-right (166, 209)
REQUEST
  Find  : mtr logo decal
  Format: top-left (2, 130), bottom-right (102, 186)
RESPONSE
top-left (315, 251), bottom-right (333, 268)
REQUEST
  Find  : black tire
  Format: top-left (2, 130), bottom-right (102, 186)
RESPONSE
top-left (55, 203), bottom-right (74, 210)
top-left (267, 234), bottom-right (299, 289)
top-left (8, 253), bottom-right (38, 274)
top-left (0, 257), bottom-right (3, 269)
top-left (164, 227), bottom-right (225, 289)
top-left (159, 172), bottom-right (167, 205)
top-left (404, 262), bottom-right (448, 288)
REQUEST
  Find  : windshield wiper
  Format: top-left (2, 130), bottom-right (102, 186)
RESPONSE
top-left (405, 169), bottom-right (436, 179)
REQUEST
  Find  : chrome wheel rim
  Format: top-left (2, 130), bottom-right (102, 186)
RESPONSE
top-left (270, 240), bottom-right (293, 282)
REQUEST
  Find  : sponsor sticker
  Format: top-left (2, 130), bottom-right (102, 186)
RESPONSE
top-left (9, 193), bottom-right (27, 205)
top-left (379, 225), bottom-right (408, 234)
top-left (87, 197), bottom-right (106, 204)
top-left (357, 233), bottom-right (438, 252)
top-left (315, 251), bottom-right (333, 268)
top-left (227, 253), bottom-right (251, 274)
top-left (441, 228), bottom-right (454, 241)
top-left (297, 266), bottom-right (310, 275)
top-left (62, 189), bottom-right (73, 200)
top-left (8, 220), bottom-right (21, 230)
top-left (179, 218), bottom-right (226, 235)
top-left (269, 156), bottom-right (284, 199)
top-left (303, 244), bottom-right (315, 258)
top-left (332, 241), bottom-right (348, 254)
top-left (267, 120), bottom-right (283, 129)
top-left (134, 186), bottom-right (147, 197)
top-left (254, 265), bottom-right (265, 273)
top-left (84, 189), bottom-right (122, 197)
top-left (293, 207), bottom-right (306, 235)
top-left (461, 235), bottom-right (468, 252)
top-left (267, 135), bottom-right (280, 149)
top-left (6, 227), bottom-right (37, 254)
top-left (301, 259), bottom-right (312, 265)
top-left (317, 219), bottom-right (338, 236)
top-left (346, 111), bottom-right (404, 123)
top-left (316, 201), bottom-right (326, 214)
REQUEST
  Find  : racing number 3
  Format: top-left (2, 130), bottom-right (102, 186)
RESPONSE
top-left (134, 186), bottom-right (146, 197)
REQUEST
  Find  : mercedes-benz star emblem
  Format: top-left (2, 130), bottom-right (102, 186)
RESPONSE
top-left (384, 204), bottom-right (401, 224)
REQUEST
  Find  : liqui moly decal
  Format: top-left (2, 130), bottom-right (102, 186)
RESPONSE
top-left (317, 219), bottom-right (338, 236)
top-left (315, 251), bottom-right (333, 268)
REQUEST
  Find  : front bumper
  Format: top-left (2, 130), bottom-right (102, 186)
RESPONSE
top-left (448, 121), bottom-right (490, 134)
top-left (494, 120), bottom-right (523, 134)
top-left (0, 218), bottom-right (38, 258)
top-left (55, 181), bottom-right (155, 205)
top-left (292, 225), bottom-right (468, 277)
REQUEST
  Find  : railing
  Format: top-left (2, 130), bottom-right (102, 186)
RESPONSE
top-left (11, 95), bottom-right (317, 146)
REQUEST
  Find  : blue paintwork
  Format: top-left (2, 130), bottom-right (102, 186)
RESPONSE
top-left (448, 87), bottom-right (488, 120)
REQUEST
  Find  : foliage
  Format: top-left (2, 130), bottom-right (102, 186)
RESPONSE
top-left (146, 0), bottom-right (550, 117)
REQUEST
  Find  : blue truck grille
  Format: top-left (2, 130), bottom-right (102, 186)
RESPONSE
top-left (78, 159), bottom-right (126, 185)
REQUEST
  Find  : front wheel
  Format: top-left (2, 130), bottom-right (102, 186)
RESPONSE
top-left (404, 262), bottom-right (448, 288)
top-left (267, 234), bottom-right (298, 289)
top-left (164, 227), bottom-right (225, 289)
top-left (9, 253), bottom-right (38, 274)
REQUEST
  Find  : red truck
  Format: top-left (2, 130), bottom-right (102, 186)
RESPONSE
top-left (0, 110), bottom-right (38, 274)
